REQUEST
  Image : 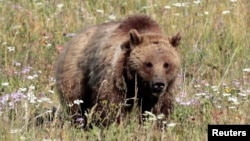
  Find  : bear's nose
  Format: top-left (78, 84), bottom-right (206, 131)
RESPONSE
top-left (152, 82), bottom-right (165, 94)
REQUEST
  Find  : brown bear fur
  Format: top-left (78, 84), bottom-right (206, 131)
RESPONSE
top-left (55, 14), bottom-right (181, 127)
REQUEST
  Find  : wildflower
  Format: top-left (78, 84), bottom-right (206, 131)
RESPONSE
top-left (193, 0), bottom-right (201, 4)
top-left (29, 85), bottom-right (35, 90)
top-left (7, 46), bottom-right (15, 52)
top-left (211, 86), bottom-right (218, 91)
top-left (96, 9), bottom-right (104, 14)
top-left (143, 111), bottom-right (156, 120)
top-left (15, 62), bottom-right (21, 66)
top-left (194, 84), bottom-right (201, 88)
top-left (10, 91), bottom-right (27, 102)
top-left (243, 68), bottom-right (250, 72)
top-left (230, 0), bottom-right (237, 2)
top-left (1, 82), bottom-right (9, 86)
top-left (228, 96), bottom-right (238, 105)
top-left (174, 13), bottom-right (180, 16)
top-left (36, 2), bottom-right (43, 6)
top-left (108, 14), bottom-right (116, 20)
top-left (157, 114), bottom-right (165, 120)
top-left (2, 42), bottom-right (7, 45)
top-left (178, 100), bottom-right (194, 106)
top-left (74, 99), bottom-right (84, 105)
top-left (10, 129), bottom-right (22, 134)
top-left (22, 66), bottom-right (32, 74)
top-left (164, 5), bottom-right (171, 9)
top-left (48, 90), bottom-right (54, 94)
top-left (223, 93), bottom-right (231, 96)
top-left (229, 106), bottom-right (236, 109)
top-left (195, 92), bottom-right (206, 96)
top-left (27, 90), bottom-right (37, 104)
top-left (217, 105), bottom-right (222, 108)
top-left (76, 117), bottom-right (84, 122)
top-left (222, 10), bottom-right (230, 15)
top-left (176, 92), bottom-right (199, 106)
top-left (57, 3), bottom-right (64, 9)
top-left (19, 88), bottom-right (27, 92)
top-left (20, 136), bottom-right (26, 141)
top-left (171, 25), bottom-right (176, 28)
top-left (167, 123), bottom-right (176, 127)
top-left (172, 2), bottom-right (189, 7)
top-left (33, 74), bottom-right (38, 78)
top-left (37, 97), bottom-right (52, 103)
top-left (238, 92), bottom-right (247, 97)
top-left (68, 103), bottom-right (73, 107)
top-left (46, 43), bottom-right (52, 48)
top-left (204, 11), bottom-right (209, 15)
top-left (8, 101), bottom-right (14, 109)
top-left (27, 75), bottom-right (34, 80)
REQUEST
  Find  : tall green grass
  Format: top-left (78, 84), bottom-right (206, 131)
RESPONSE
top-left (0, 0), bottom-right (249, 140)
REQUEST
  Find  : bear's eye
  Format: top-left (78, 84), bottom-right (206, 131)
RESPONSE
top-left (164, 63), bottom-right (169, 69)
top-left (144, 62), bottom-right (153, 68)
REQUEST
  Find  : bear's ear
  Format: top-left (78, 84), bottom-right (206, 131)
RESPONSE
top-left (121, 29), bottom-right (142, 51)
top-left (129, 29), bottom-right (142, 46)
top-left (169, 32), bottom-right (181, 47)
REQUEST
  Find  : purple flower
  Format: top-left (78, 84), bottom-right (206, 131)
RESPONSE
top-left (0, 91), bottom-right (27, 110)
top-left (76, 117), bottom-right (84, 122)
top-left (10, 91), bottom-right (26, 102)
top-left (22, 67), bottom-right (32, 74)
top-left (175, 92), bottom-right (199, 106)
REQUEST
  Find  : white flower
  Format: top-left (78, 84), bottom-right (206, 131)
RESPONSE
top-left (96, 9), bottom-right (104, 14)
top-left (217, 105), bottom-right (222, 108)
top-left (36, 2), bottom-right (43, 6)
top-left (7, 46), bottom-right (15, 52)
top-left (243, 68), bottom-right (250, 72)
top-left (238, 93), bottom-right (247, 97)
top-left (211, 86), bottom-right (218, 91)
top-left (46, 43), bottom-right (52, 48)
top-left (1, 82), bottom-right (9, 86)
top-left (15, 62), bottom-right (21, 66)
top-left (37, 97), bottom-right (52, 103)
top-left (229, 106), bottom-right (236, 109)
top-left (164, 5), bottom-right (171, 9)
top-left (108, 14), bottom-right (116, 20)
top-left (172, 2), bottom-right (189, 7)
top-left (19, 87), bottom-right (27, 92)
top-left (10, 129), bottom-right (22, 134)
top-left (27, 75), bottom-right (34, 80)
top-left (230, 0), bottom-right (237, 2)
top-left (74, 99), bottom-right (84, 105)
top-left (57, 3), bottom-right (64, 9)
top-left (195, 92), bottom-right (206, 96)
top-left (222, 10), bottom-right (230, 15)
top-left (29, 85), bottom-right (35, 90)
top-left (223, 93), bottom-right (231, 96)
top-left (167, 123), bottom-right (176, 127)
top-left (157, 114), bottom-right (165, 120)
top-left (193, 0), bottom-right (201, 4)
top-left (68, 103), bottom-right (73, 107)
top-left (228, 96), bottom-right (238, 104)
top-left (48, 90), bottom-right (54, 94)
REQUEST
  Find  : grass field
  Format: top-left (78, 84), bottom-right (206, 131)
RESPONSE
top-left (0, 0), bottom-right (250, 140)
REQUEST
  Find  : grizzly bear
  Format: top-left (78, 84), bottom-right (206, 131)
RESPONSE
top-left (55, 14), bottom-right (181, 127)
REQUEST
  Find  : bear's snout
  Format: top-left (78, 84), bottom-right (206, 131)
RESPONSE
top-left (151, 82), bottom-right (166, 95)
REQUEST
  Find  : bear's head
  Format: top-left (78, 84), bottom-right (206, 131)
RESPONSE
top-left (121, 29), bottom-right (181, 97)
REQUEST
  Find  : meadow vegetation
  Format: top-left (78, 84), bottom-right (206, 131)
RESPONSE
top-left (0, 0), bottom-right (249, 140)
